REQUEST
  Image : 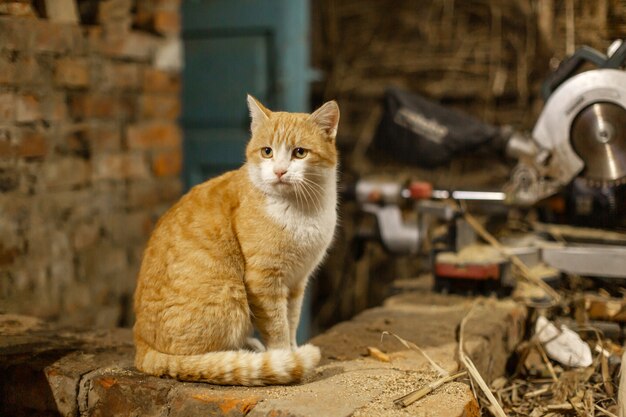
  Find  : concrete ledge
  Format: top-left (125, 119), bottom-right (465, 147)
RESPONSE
top-left (1, 285), bottom-right (526, 417)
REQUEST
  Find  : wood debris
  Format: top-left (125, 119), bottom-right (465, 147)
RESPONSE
top-left (381, 331), bottom-right (449, 377)
top-left (586, 294), bottom-right (626, 323)
top-left (457, 212), bottom-right (625, 415)
top-left (366, 346), bottom-right (390, 362)
top-left (492, 335), bottom-right (622, 416)
top-left (394, 370), bottom-right (467, 407)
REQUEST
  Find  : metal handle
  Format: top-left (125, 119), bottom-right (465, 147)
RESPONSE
top-left (541, 46), bottom-right (607, 100)
top-left (542, 40), bottom-right (626, 100)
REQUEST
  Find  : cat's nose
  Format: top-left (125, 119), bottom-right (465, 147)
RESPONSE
top-left (274, 169), bottom-right (287, 179)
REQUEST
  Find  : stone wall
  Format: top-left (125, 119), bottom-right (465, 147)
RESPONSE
top-left (0, 0), bottom-right (182, 327)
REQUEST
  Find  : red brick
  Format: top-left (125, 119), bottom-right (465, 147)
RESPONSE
top-left (99, 31), bottom-right (158, 60)
top-left (77, 244), bottom-right (128, 279)
top-left (16, 94), bottom-right (42, 122)
top-left (152, 147), bottom-right (181, 177)
top-left (84, 26), bottom-right (103, 53)
top-left (55, 57), bottom-right (90, 88)
top-left (127, 178), bottom-right (182, 208)
top-left (98, 0), bottom-right (132, 23)
top-left (154, 10), bottom-right (179, 35)
top-left (17, 129), bottom-right (48, 159)
top-left (43, 157), bottom-right (91, 189)
top-left (153, 38), bottom-right (182, 71)
top-left (159, 177), bottom-right (182, 201)
top-left (0, 167), bottom-right (19, 191)
top-left (138, 94), bottom-right (180, 120)
top-left (0, 52), bottom-right (16, 84)
top-left (126, 121), bottom-right (181, 149)
top-left (0, 242), bottom-right (20, 265)
top-left (81, 122), bottom-right (122, 152)
top-left (0, 2), bottom-right (36, 17)
top-left (70, 94), bottom-right (115, 119)
top-left (127, 180), bottom-right (160, 208)
top-left (0, 93), bottom-right (15, 121)
top-left (0, 126), bottom-right (16, 160)
top-left (41, 93), bottom-right (68, 122)
top-left (106, 211), bottom-right (154, 244)
top-left (101, 62), bottom-right (141, 91)
top-left (64, 130), bottom-right (89, 157)
top-left (15, 55), bottom-right (46, 86)
top-left (142, 68), bottom-right (180, 93)
top-left (155, 0), bottom-right (182, 8)
top-left (73, 222), bottom-right (100, 250)
top-left (0, 17), bottom-right (31, 50)
top-left (133, 0), bottom-right (154, 30)
top-left (0, 136), bottom-right (13, 158)
top-left (70, 93), bottom-right (133, 120)
top-left (33, 20), bottom-right (84, 54)
top-left (93, 152), bottom-right (149, 180)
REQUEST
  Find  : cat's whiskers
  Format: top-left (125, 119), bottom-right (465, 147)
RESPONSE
top-left (293, 182), bottom-right (307, 211)
top-left (261, 176), bottom-right (311, 214)
top-left (300, 176), bottom-right (325, 193)
top-left (293, 180), bottom-right (303, 211)
top-left (298, 182), bottom-right (310, 211)
top-left (303, 178), bottom-right (326, 205)
top-left (298, 178), bottom-right (323, 213)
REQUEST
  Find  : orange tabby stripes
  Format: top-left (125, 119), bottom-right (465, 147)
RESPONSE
top-left (133, 95), bottom-right (339, 385)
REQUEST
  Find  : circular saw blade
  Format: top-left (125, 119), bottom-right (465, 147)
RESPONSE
top-left (571, 101), bottom-right (626, 184)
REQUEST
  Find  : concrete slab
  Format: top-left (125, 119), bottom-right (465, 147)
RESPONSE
top-left (0, 284), bottom-right (526, 417)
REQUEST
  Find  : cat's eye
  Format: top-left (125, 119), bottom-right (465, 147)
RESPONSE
top-left (293, 148), bottom-right (308, 159)
top-left (261, 147), bottom-right (273, 158)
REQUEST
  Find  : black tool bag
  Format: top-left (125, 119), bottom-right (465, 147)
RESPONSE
top-left (371, 87), bottom-right (501, 168)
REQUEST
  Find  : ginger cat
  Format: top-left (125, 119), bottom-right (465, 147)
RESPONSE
top-left (133, 96), bottom-right (340, 386)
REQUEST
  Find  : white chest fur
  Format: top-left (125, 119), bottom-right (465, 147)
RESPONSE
top-left (262, 173), bottom-right (337, 284)
top-left (264, 180), bottom-right (336, 248)
top-left (266, 195), bottom-right (336, 246)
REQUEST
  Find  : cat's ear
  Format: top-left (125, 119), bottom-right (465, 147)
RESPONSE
top-left (308, 100), bottom-right (340, 140)
top-left (247, 94), bottom-right (271, 133)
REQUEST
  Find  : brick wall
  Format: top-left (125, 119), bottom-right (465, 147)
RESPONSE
top-left (0, 0), bottom-right (183, 327)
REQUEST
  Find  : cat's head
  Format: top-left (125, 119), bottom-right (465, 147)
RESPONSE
top-left (245, 95), bottom-right (340, 198)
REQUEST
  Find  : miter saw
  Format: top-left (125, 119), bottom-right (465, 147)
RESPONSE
top-left (352, 40), bottom-right (626, 293)
top-left (505, 39), bottom-right (626, 229)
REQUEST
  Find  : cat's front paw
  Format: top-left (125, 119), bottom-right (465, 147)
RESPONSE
top-left (245, 337), bottom-right (266, 352)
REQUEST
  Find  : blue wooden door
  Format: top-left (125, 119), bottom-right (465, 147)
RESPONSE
top-left (181, 0), bottom-right (313, 341)
top-left (182, 0), bottom-right (311, 186)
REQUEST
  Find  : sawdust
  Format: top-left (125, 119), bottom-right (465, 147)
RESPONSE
top-left (436, 244), bottom-right (505, 264)
top-left (240, 349), bottom-right (474, 417)
top-left (354, 378), bottom-right (473, 417)
top-left (528, 263), bottom-right (560, 279)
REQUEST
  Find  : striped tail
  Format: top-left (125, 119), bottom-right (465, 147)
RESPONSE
top-left (135, 339), bottom-right (321, 386)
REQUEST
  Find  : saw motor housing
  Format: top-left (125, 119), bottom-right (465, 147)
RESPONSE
top-left (506, 41), bottom-right (626, 218)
